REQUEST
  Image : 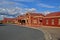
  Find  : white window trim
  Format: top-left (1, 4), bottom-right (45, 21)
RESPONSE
top-left (58, 19), bottom-right (60, 25)
top-left (46, 19), bottom-right (48, 25)
top-left (33, 20), bottom-right (37, 24)
top-left (52, 19), bottom-right (54, 25)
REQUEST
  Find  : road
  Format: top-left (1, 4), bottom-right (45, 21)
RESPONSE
top-left (22, 26), bottom-right (60, 40)
top-left (37, 27), bottom-right (60, 40)
top-left (0, 24), bottom-right (45, 40)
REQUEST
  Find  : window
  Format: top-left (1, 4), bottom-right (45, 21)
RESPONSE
top-left (46, 19), bottom-right (48, 24)
top-left (33, 20), bottom-right (37, 24)
top-left (58, 19), bottom-right (60, 25)
top-left (52, 19), bottom-right (54, 25)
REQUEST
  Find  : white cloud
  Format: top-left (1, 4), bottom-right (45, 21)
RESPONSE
top-left (14, 0), bottom-right (34, 2)
top-left (43, 11), bottom-right (50, 15)
top-left (0, 15), bottom-right (4, 20)
top-left (42, 11), bottom-right (55, 15)
top-left (38, 3), bottom-right (55, 8)
top-left (0, 15), bottom-right (15, 19)
top-left (0, 0), bottom-right (36, 18)
top-left (28, 8), bottom-right (36, 11)
top-left (4, 15), bottom-right (15, 18)
top-left (0, 7), bottom-right (37, 18)
top-left (0, 1), bottom-right (14, 5)
top-left (25, 8), bottom-right (37, 12)
top-left (0, 1), bottom-right (28, 8)
top-left (18, 8), bottom-right (37, 15)
top-left (58, 6), bottom-right (60, 8)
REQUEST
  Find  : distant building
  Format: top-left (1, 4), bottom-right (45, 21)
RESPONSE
top-left (3, 18), bottom-right (16, 24)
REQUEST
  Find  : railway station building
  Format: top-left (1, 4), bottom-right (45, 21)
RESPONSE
top-left (2, 12), bottom-right (60, 27)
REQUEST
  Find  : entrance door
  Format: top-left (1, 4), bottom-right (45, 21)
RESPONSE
top-left (18, 20), bottom-right (26, 25)
top-left (21, 20), bottom-right (26, 25)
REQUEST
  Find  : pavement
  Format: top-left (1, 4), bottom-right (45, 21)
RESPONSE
top-left (39, 27), bottom-right (60, 40)
top-left (20, 25), bottom-right (60, 40)
top-left (0, 24), bottom-right (45, 40)
top-left (0, 24), bottom-right (60, 40)
top-left (26, 26), bottom-right (60, 40)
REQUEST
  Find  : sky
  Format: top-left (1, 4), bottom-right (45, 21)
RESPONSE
top-left (0, 0), bottom-right (60, 20)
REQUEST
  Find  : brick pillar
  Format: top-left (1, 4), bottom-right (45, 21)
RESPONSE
top-left (26, 15), bottom-right (32, 27)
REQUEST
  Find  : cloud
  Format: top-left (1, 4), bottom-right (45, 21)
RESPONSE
top-left (4, 15), bottom-right (15, 18)
top-left (0, 14), bottom-right (16, 20)
top-left (58, 6), bottom-right (60, 8)
top-left (0, 0), bottom-right (37, 18)
top-left (16, 8), bottom-right (37, 15)
top-left (0, 1), bottom-right (14, 5)
top-left (41, 11), bottom-right (55, 15)
top-left (25, 8), bottom-right (37, 12)
top-left (0, 15), bottom-right (15, 19)
top-left (0, 7), bottom-right (37, 18)
top-left (0, 0), bottom-right (36, 18)
top-left (43, 11), bottom-right (51, 15)
top-left (38, 3), bottom-right (55, 8)
top-left (0, 15), bottom-right (4, 20)
top-left (13, 0), bottom-right (34, 2)
top-left (0, 1), bottom-right (28, 8)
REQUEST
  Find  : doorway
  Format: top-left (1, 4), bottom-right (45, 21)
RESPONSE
top-left (39, 20), bottom-right (42, 25)
top-left (18, 20), bottom-right (26, 25)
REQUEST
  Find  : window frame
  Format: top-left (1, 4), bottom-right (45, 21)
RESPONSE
top-left (46, 19), bottom-right (48, 25)
top-left (51, 19), bottom-right (55, 25)
top-left (58, 18), bottom-right (60, 25)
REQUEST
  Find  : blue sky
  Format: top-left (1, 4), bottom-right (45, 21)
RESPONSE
top-left (0, 0), bottom-right (60, 20)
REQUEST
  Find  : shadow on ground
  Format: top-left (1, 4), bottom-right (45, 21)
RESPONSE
top-left (0, 24), bottom-right (6, 26)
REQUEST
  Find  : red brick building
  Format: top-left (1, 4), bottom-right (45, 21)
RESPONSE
top-left (3, 18), bottom-right (16, 24)
top-left (17, 12), bottom-right (44, 27)
top-left (42, 12), bottom-right (60, 27)
top-left (17, 12), bottom-right (60, 27)
top-left (2, 12), bottom-right (60, 27)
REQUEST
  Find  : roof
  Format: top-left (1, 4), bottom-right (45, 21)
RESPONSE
top-left (46, 12), bottom-right (60, 17)
top-left (26, 12), bottom-right (45, 16)
top-left (4, 18), bottom-right (15, 20)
